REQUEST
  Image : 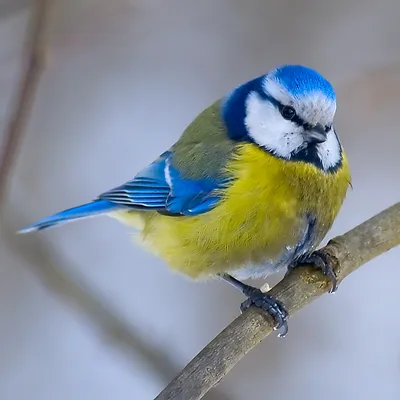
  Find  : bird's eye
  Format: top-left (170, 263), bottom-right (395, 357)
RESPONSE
top-left (281, 106), bottom-right (296, 120)
top-left (325, 125), bottom-right (331, 132)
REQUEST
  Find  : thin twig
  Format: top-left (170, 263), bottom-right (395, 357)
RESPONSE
top-left (0, 0), bottom-right (181, 387)
top-left (156, 202), bottom-right (400, 400)
top-left (0, 0), bottom-right (185, 389)
top-left (0, 0), bottom-right (51, 206)
top-left (0, 5), bottom-right (233, 398)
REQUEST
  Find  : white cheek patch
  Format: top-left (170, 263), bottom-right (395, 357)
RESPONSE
top-left (316, 129), bottom-right (342, 171)
top-left (244, 92), bottom-right (304, 158)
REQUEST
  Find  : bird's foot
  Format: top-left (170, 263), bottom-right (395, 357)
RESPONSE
top-left (217, 273), bottom-right (289, 337)
top-left (288, 250), bottom-right (338, 293)
top-left (240, 287), bottom-right (289, 338)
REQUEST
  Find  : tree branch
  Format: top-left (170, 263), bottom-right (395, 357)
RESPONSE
top-left (156, 202), bottom-right (400, 400)
top-left (0, 0), bottom-right (51, 206)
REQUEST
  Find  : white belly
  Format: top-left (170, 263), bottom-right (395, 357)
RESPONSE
top-left (229, 262), bottom-right (284, 280)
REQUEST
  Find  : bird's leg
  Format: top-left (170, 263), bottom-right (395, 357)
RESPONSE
top-left (287, 250), bottom-right (337, 293)
top-left (218, 273), bottom-right (289, 337)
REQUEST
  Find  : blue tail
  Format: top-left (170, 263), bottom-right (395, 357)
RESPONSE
top-left (18, 200), bottom-right (119, 233)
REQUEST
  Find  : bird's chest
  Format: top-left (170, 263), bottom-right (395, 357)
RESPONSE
top-left (212, 144), bottom-right (337, 265)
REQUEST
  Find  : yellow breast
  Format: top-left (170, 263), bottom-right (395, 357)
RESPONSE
top-left (115, 144), bottom-right (350, 279)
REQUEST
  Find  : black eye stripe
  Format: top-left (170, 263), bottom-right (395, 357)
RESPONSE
top-left (293, 115), bottom-right (308, 129)
top-left (261, 91), bottom-right (323, 131)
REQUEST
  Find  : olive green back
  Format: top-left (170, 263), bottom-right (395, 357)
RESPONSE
top-left (170, 100), bottom-right (236, 180)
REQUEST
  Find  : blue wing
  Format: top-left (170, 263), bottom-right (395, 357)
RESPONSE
top-left (18, 150), bottom-right (230, 233)
top-left (98, 151), bottom-right (228, 216)
top-left (19, 100), bottom-right (234, 233)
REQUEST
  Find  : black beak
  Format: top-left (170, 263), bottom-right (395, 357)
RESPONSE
top-left (303, 124), bottom-right (327, 144)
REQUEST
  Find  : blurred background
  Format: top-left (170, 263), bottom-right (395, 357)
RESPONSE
top-left (0, 0), bottom-right (400, 399)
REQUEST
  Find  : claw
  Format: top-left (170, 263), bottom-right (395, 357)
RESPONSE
top-left (218, 274), bottom-right (289, 337)
top-left (293, 250), bottom-right (338, 293)
top-left (240, 288), bottom-right (289, 338)
top-left (240, 298), bottom-right (252, 312)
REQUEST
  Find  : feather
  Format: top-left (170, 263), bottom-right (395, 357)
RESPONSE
top-left (18, 200), bottom-right (118, 233)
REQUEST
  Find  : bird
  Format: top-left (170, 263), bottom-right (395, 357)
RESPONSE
top-left (19, 65), bottom-right (351, 336)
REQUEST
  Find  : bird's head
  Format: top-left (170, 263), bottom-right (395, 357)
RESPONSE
top-left (222, 65), bottom-right (342, 172)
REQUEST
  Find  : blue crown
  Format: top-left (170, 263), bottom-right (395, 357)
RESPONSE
top-left (270, 65), bottom-right (335, 101)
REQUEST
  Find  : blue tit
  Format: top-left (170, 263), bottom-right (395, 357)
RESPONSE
top-left (20, 65), bottom-right (351, 336)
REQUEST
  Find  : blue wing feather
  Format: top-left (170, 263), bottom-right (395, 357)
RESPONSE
top-left (19, 105), bottom-right (233, 233)
top-left (98, 151), bottom-right (227, 215)
top-left (19, 148), bottom-right (230, 233)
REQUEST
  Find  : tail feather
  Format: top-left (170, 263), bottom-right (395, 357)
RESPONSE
top-left (18, 200), bottom-right (118, 233)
